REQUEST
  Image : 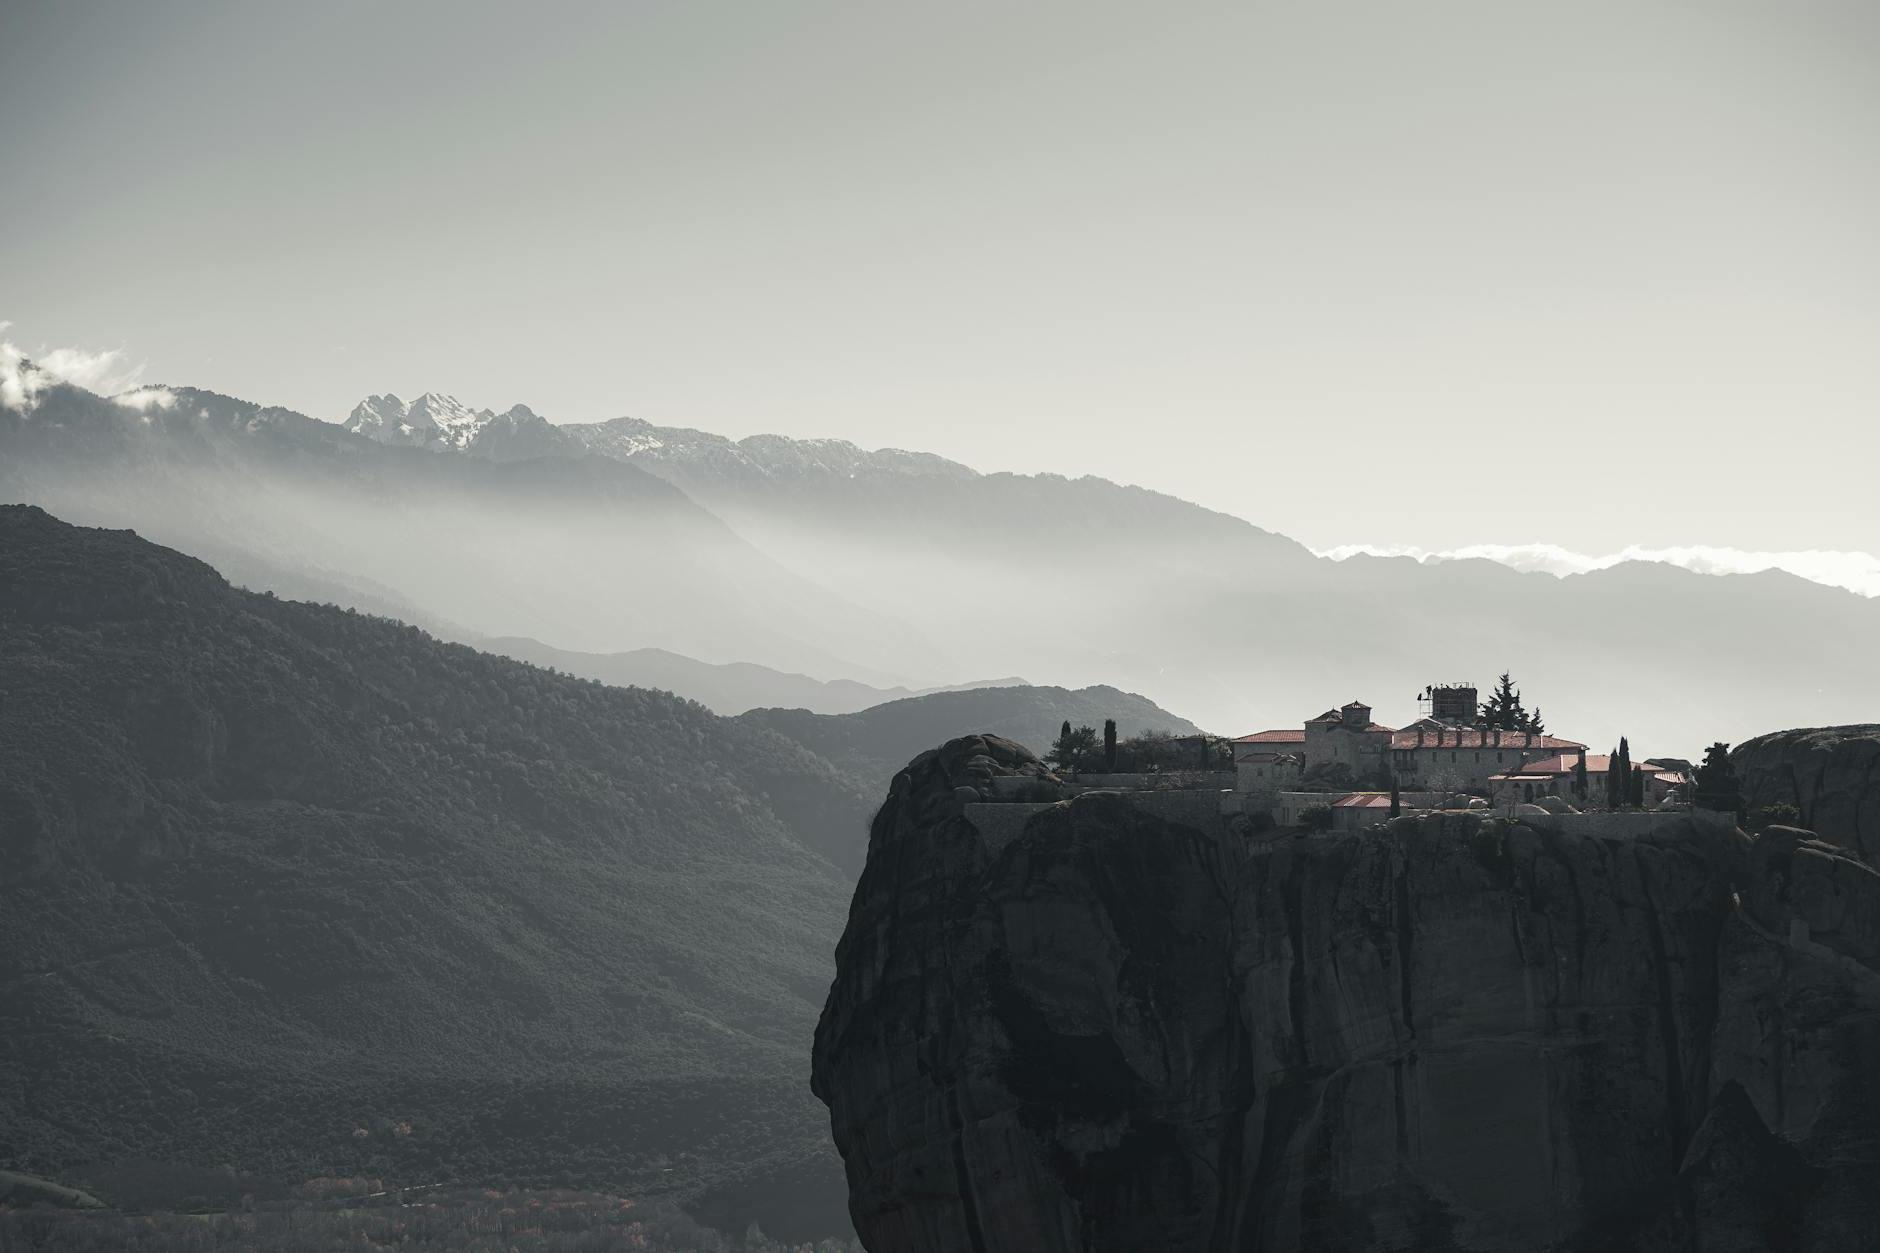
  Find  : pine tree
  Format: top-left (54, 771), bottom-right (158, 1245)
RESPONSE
top-left (1524, 705), bottom-right (1545, 735)
top-left (1479, 672), bottom-right (1527, 730)
top-left (1048, 723), bottom-right (1100, 772)
top-left (1693, 742), bottom-right (1742, 815)
top-left (1103, 719), bottom-right (1117, 771)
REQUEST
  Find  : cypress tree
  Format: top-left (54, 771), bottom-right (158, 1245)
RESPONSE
top-left (1103, 718), bottom-right (1118, 772)
top-left (1049, 721), bottom-right (1075, 770)
top-left (1573, 752), bottom-right (1588, 802)
top-left (1630, 763), bottom-right (1647, 807)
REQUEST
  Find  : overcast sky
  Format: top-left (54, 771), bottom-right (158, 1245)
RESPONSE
top-left (4, 0), bottom-right (1876, 555)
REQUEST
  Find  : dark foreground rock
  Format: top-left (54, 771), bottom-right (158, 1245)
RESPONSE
top-left (812, 736), bottom-right (1880, 1252)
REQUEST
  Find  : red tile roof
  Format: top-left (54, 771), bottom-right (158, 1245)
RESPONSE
top-left (1519, 753), bottom-right (1584, 775)
top-left (1234, 729), bottom-right (1306, 744)
top-left (1390, 729), bottom-right (1586, 751)
top-left (1332, 793), bottom-right (1394, 808)
top-left (1501, 757), bottom-right (1686, 782)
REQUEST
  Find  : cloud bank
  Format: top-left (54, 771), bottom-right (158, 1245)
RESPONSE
top-left (1318, 542), bottom-right (1880, 599)
top-left (1, 321), bottom-right (147, 411)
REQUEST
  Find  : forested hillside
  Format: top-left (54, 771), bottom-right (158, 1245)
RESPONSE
top-left (742, 683), bottom-right (1196, 786)
top-left (0, 506), bottom-right (860, 1238)
top-left (475, 635), bottom-right (1023, 717)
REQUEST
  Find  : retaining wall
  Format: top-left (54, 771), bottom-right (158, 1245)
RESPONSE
top-left (1516, 809), bottom-right (1735, 839)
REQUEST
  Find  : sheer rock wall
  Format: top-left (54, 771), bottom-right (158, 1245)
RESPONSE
top-left (812, 736), bottom-right (1880, 1252)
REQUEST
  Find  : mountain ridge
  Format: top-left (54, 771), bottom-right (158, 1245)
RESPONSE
top-left (0, 504), bottom-right (1208, 1235)
top-left (1, 380), bottom-right (937, 685)
top-left (0, 502), bottom-right (862, 1236)
top-left (8, 367), bottom-right (1879, 749)
top-left (476, 635), bottom-right (1028, 717)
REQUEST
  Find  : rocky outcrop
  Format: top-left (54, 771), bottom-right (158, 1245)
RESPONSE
top-left (812, 737), bottom-right (1880, 1252)
top-left (1734, 725), bottom-right (1880, 864)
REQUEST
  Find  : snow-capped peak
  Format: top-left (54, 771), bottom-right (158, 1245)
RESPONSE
top-left (344, 391), bottom-right (499, 450)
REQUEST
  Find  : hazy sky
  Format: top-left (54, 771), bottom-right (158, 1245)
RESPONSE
top-left (4, 0), bottom-right (1876, 554)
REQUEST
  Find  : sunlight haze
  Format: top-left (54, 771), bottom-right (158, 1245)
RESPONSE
top-left (4, 0), bottom-right (1876, 553)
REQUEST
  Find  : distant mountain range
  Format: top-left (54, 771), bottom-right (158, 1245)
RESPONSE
top-left (6, 362), bottom-right (1880, 751)
top-left (336, 387), bottom-right (1880, 754)
top-left (475, 635), bottom-right (1025, 717)
top-left (0, 505), bottom-right (1189, 1234)
top-left (344, 390), bottom-right (978, 483)
top-left (1, 377), bottom-right (933, 688)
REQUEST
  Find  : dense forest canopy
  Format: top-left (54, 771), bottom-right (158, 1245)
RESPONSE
top-left (0, 506), bottom-right (867, 1236)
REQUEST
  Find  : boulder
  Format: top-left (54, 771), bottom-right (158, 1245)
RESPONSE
top-left (1734, 726), bottom-right (1880, 863)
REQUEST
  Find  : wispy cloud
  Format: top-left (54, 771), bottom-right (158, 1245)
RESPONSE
top-left (0, 322), bottom-right (147, 411)
top-left (1318, 542), bottom-right (1880, 598)
top-left (114, 386), bottom-right (177, 412)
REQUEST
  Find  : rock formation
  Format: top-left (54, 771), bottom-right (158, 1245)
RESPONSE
top-left (812, 735), bottom-right (1880, 1252)
top-left (1735, 725), bottom-right (1880, 864)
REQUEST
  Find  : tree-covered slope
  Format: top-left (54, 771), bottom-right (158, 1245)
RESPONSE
top-left (742, 684), bottom-right (1197, 794)
top-left (476, 635), bottom-right (1025, 717)
top-left (0, 506), bottom-right (858, 1237)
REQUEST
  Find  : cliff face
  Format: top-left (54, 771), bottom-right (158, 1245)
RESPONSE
top-left (812, 736), bottom-right (1880, 1252)
top-left (1735, 725), bottom-right (1880, 864)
